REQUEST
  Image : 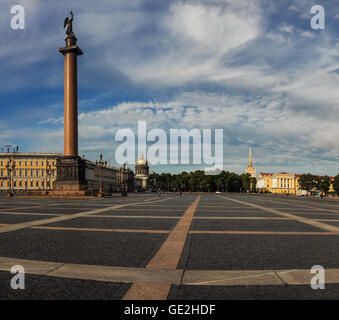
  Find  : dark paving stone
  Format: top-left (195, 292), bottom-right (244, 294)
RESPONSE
top-left (0, 229), bottom-right (167, 267)
top-left (195, 210), bottom-right (280, 218)
top-left (101, 210), bottom-right (184, 217)
top-left (0, 271), bottom-right (130, 300)
top-left (178, 234), bottom-right (339, 270)
top-left (0, 214), bottom-right (58, 224)
top-left (190, 219), bottom-right (326, 232)
top-left (168, 284), bottom-right (339, 300)
top-left (46, 217), bottom-right (178, 230)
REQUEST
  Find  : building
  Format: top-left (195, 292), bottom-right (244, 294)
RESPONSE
top-left (135, 153), bottom-right (149, 190)
top-left (245, 146), bottom-right (256, 177)
top-left (83, 160), bottom-right (119, 195)
top-left (256, 172), bottom-right (300, 195)
top-left (0, 152), bottom-right (61, 193)
top-left (117, 164), bottom-right (135, 193)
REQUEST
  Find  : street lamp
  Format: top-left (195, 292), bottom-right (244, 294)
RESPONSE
top-left (96, 153), bottom-right (107, 198)
top-left (46, 165), bottom-right (52, 194)
top-left (6, 158), bottom-right (15, 197)
top-left (121, 163), bottom-right (128, 197)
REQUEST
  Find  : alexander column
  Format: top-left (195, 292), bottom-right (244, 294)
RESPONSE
top-left (53, 11), bottom-right (88, 195)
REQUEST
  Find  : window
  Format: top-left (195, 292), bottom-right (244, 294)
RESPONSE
top-left (19, 161), bottom-right (22, 166)
top-left (41, 161), bottom-right (44, 166)
top-left (30, 181), bottom-right (33, 187)
top-left (25, 170), bottom-right (28, 177)
top-left (36, 181), bottom-right (39, 188)
top-left (36, 161), bottom-right (39, 166)
top-left (31, 170), bottom-right (34, 177)
top-left (19, 181), bottom-right (22, 187)
top-left (25, 161), bottom-right (28, 166)
top-left (41, 170), bottom-right (44, 177)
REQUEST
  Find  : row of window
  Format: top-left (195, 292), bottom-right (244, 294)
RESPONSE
top-left (0, 169), bottom-right (56, 178)
top-left (0, 160), bottom-right (56, 167)
top-left (0, 180), bottom-right (52, 188)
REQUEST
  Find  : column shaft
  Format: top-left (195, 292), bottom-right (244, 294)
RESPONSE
top-left (64, 52), bottom-right (78, 157)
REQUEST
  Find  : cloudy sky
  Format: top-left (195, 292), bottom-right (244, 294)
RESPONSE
top-left (1, 0), bottom-right (339, 175)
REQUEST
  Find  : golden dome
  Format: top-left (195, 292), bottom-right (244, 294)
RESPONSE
top-left (136, 153), bottom-right (147, 165)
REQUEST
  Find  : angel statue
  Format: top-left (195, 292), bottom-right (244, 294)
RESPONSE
top-left (63, 11), bottom-right (74, 36)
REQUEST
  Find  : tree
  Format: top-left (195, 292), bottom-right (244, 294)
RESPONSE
top-left (250, 177), bottom-right (257, 192)
top-left (333, 175), bottom-right (339, 195)
top-left (298, 174), bottom-right (319, 191)
top-left (240, 173), bottom-right (251, 192)
top-left (319, 176), bottom-right (331, 194)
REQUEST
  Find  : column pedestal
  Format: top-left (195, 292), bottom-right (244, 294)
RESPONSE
top-left (53, 156), bottom-right (89, 196)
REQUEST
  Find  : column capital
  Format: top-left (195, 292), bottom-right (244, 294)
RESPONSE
top-left (59, 45), bottom-right (83, 56)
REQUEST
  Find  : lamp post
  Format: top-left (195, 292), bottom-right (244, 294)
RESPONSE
top-left (96, 153), bottom-right (107, 198)
top-left (6, 158), bottom-right (15, 197)
top-left (46, 165), bottom-right (52, 193)
top-left (120, 163), bottom-right (128, 197)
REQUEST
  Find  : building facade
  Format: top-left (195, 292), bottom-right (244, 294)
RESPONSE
top-left (0, 152), bottom-right (61, 193)
top-left (256, 172), bottom-right (301, 195)
top-left (117, 164), bottom-right (135, 193)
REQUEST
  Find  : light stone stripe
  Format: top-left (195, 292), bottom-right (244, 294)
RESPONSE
top-left (222, 196), bottom-right (339, 233)
top-left (0, 203), bottom-right (63, 211)
top-left (0, 257), bottom-right (338, 286)
top-left (24, 226), bottom-right (338, 235)
top-left (0, 197), bottom-right (174, 234)
top-left (0, 211), bottom-right (60, 216)
top-left (89, 215), bottom-right (293, 220)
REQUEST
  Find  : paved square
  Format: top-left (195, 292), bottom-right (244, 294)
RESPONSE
top-left (0, 193), bottom-right (338, 299)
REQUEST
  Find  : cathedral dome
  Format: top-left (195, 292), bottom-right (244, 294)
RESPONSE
top-left (136, 153), bottom-right (147, 165)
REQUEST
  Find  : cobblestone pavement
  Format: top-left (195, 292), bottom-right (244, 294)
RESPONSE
top-left (0, 193), bottom-right (338, 299)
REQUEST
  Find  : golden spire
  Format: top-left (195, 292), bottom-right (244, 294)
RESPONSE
top-left (249, 146), bottom-right (252, 167)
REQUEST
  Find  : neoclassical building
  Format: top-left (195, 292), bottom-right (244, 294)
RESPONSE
top-left (135, 153), bottom-right (149, 190)
top-left (256, 172), bottom-right (301, 195)
top-left (0, 152), bottom-right (60, 192)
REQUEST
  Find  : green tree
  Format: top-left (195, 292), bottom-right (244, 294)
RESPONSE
top-left (298, 174), bottom-right (319, 191)
top-left (240, 173), bottom-right (251, 192)
top-left (250, 177), bottom-right (257, 192)
top-left (319, 176), bottom-right (331, 195)
top-left (333, 175), bottom-right (339, 195)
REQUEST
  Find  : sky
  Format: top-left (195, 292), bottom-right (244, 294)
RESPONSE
top-left (0, 0), bottom-right (339, 175)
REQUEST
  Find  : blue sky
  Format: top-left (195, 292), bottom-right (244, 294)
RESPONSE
top-left (1, 0), bottom-right (339, 175)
